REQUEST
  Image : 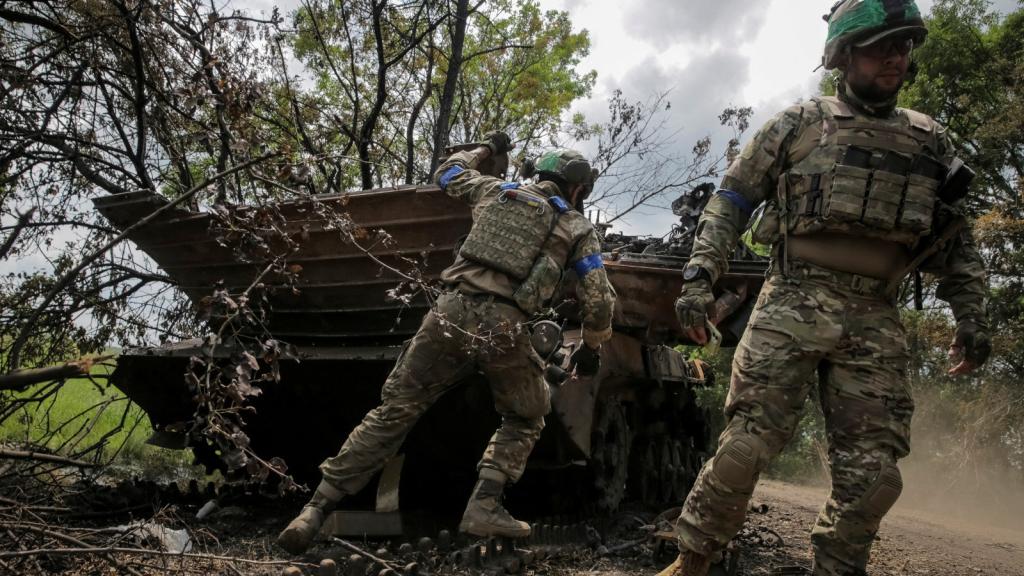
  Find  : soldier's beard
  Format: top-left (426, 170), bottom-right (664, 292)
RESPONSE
top-left (848, 75), bottom-right (903, 104)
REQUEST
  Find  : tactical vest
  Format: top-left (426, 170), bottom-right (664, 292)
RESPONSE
top-left (460, 182), bottom-right (569, 281)
top-left (783, 96), bottom-right (947, 247)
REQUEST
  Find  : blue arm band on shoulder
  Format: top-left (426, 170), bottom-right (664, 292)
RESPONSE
top-left (549, 195), bottom-right (569, 213)
top-left (439, 165), bottom-right (465, 190)
top-left (500, 182), bottom-right (520, 190)
top-left (717, 189), bottom-right (754, 216)
top-left (573, 253), bottom-right (604, 277)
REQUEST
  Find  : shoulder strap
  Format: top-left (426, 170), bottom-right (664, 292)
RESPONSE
top-left (814, 95), bottom-right (855, 119)
top-left (899, 107), bottom-right (936, 133)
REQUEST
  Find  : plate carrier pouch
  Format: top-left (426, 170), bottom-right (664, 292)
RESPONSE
top-left (781, 96), bottom-right (947, 248)
top-left (460, 182), bottom-right (568, 281)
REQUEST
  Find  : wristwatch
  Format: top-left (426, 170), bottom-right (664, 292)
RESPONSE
top-left (682, 266), bottom-right (711, 283)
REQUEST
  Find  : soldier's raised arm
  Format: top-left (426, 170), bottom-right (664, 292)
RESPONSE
top-left (432, 132), bottom-right (514, 206)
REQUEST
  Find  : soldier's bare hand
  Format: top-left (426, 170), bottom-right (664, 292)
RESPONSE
top-left (947, 321), bottom-right (990, 375)
top-left (685, 326), bottom-right (709, 345)
top-left (948, 358), bottom-right (979, 376)
top-left (947, 343), bottom-right (981, 375)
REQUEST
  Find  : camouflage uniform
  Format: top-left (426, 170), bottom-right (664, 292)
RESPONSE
top-left (673, 84), bottom-right (988, 575)
top-left (318, 147), bottom-right (616, 500)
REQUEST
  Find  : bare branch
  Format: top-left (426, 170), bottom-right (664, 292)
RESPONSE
top-left (0, 449), bottom-right (97, 468)
top-left (7, 152), bottom-right (277, 369)
top-left (0, 209), bottom-right (36, 260)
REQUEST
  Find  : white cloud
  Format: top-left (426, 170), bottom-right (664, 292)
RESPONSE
top-left (622, 0), bottom-right (771, 49)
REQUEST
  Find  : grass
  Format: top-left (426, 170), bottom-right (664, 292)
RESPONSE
top-left (0, 356), bottom-right (199, 480)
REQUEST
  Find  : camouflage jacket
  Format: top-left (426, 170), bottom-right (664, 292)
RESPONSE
top-left (689, 84), bottom-right (987, 326)
top-left (434, 150), bottom-right (616, 347)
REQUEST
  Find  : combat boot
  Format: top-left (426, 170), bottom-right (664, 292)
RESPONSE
top-left (276, 481), bottom-right (343, 555)
top-left (656, 550), bottom-right (712, 576)
top-left (458, 468), bottom-right (531, 538)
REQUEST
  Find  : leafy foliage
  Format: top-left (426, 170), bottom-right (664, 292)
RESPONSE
top-left (289, 0), bottom-right (595, 189)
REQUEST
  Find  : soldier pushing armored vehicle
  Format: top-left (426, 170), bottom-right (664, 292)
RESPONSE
top-left (277, 133), bottom-right (616, 554)
top-left (663, 1), bottom-right (991, 575)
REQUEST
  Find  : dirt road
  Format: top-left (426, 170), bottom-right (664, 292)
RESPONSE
top-left (612, 480), bottom-right (1024, 576)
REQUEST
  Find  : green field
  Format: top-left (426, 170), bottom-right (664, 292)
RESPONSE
top-left (0, 358), bottom-right (197, 479)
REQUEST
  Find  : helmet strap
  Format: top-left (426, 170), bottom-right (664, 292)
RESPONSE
top-left (569, 183), bottom-right (590, 212)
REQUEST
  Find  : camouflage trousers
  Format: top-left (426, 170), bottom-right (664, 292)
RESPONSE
top-left (319, 290), bottom-right (550, 496)
top-left (676, 262), bottom-right (913, 576)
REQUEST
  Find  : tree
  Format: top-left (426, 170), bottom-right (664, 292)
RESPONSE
top-left (578, 89), bottom-right (751, 223)
top-left (0, 0), bottom-right (289, 372)
top-left (0, 0), bottom-right (316, 485)
top-left (439, 0), bottom-right (595, 164)
top-left (290, 0), bottom-right (595, 188)
top-left (291, 0), bottom-right (446, 190)
top-left (901, 0), bottom-right (1023, 211)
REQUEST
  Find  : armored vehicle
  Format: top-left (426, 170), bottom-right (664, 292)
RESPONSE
top-left (94, 178), bottom-right (767, 524)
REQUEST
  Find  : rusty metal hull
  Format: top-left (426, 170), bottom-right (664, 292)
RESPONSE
top-left (94, 186), bottom-right (473, 345)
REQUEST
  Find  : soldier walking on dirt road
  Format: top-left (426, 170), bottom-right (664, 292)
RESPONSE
top-left (663, 1), bottom-right (991, 575)
top-left (277, 133), bottom-right (616, 555)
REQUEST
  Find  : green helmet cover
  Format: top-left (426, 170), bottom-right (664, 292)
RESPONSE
top-left (534, 149), bottom-right (594, 186)
top-left (823, 0), bottom-right (927, 70)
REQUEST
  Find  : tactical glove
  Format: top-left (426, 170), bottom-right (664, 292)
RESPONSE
top-left (952, 320), bottom-right (992, 367)
top-left (570, 343), bottom-right (600, 377)
top-left (482, 131), bottom-right (514, 155)
top-left (674, 278), bottom-right (714, 331)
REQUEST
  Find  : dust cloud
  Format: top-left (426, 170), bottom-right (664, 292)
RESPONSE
top-left (897, 390), bottom-right (1024, 534)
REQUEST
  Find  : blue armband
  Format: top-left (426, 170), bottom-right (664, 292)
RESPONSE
top-left (573, 253), bottom-right (604, 277)
top-left (500, 182), bottom-right (520, 190)
top-left (549, 195), bottom-right (570, 213)
top-left (717, 189), bottom-right (754, 216)
top-left (438, 165), bottom-right (465, 190)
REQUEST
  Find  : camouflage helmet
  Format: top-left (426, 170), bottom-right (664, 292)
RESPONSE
top-left (823, 0), bottom-right (927, 70)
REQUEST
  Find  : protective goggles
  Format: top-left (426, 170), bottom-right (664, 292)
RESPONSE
top-left (856, 35), bottom-right (916, 59)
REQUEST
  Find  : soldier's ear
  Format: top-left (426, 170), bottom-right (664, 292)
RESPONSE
top-left (906, 61), bottom-right (919, 84)
top-left (570, 183), bottom-right (587, 210)
top-left (837, 46), bottom-right (852, 70)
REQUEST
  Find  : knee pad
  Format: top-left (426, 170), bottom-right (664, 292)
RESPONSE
top-left (862, 464), bottom-right (903, 519)
top-left (711, 433), bottom-right (767, 491)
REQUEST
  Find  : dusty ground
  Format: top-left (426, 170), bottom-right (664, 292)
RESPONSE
top-left (590, 480), bottom-right (1024, 576)
top-left (740, 481), bottom-right (1024, 575)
